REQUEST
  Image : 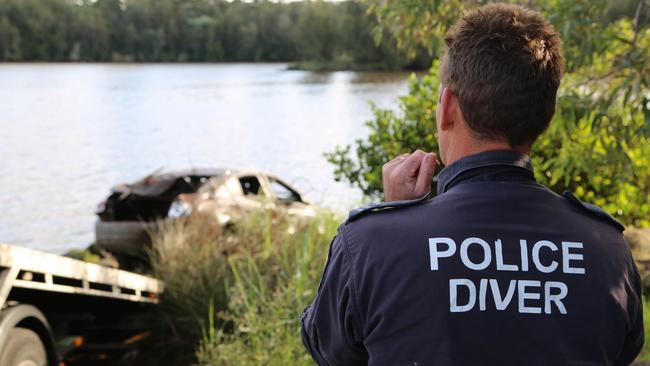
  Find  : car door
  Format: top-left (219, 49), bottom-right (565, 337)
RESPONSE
top-left (234, 173), bottom-right (271, 211)
top-left (265, 176), bottom-right (315, 217)
top-left (192, 175), bottom-right (241, 224)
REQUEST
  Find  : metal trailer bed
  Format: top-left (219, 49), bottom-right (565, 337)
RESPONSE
top-left (0, 243), bottom-right (164, 365)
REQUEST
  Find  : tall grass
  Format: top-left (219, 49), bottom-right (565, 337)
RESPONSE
top-left (147, 210), bottom-right (338, 365)
top-left (196, 210), bottom-right (338, 365)
top-left (146, 213), bottom-right (236, 365)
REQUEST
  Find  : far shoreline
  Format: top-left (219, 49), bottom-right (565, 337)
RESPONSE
top-left (0, 60), bottom-right (431, 72)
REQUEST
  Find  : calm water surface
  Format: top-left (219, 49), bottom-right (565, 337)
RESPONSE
top-left (0, 63), bottom-right (412, 253)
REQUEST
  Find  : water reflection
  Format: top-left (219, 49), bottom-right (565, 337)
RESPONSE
top-left (298, 71), bottom-right (333, 84)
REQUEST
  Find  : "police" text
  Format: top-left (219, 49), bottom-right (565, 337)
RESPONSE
top-left (428, 237), bottom-right (585, 314)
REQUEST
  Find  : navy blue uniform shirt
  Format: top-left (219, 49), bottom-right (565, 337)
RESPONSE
top-left (301, 150), bottom-right (643, 366)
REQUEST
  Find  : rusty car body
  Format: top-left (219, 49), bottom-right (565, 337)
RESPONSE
top-left (95, 168), bottom-right (317, 257)
top-left (170, 169), bottom-right (317, 225)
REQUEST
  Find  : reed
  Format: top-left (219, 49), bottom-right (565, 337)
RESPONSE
top-left (147, 209), bottom-right (338, 365)
top-left (146, 213), bottom-right (234, 364)
top-left (196, 210), bottom-right (338, 365)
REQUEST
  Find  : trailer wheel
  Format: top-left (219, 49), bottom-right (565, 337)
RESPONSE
top-left (0, 327), bottom-right (47, 366)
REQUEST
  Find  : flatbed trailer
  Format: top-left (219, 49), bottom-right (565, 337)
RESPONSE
top-left (0, 243), bottom-right (163, 365)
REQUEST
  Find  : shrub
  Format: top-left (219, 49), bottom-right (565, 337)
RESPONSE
top-left (326, 0), bottom-right (650, 227)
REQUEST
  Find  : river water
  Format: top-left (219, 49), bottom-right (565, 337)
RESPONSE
top-left (0, 63), bottom-right (412, 253)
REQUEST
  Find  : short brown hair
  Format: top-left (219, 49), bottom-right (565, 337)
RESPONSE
top-left (441, 3), bottom-right (565, 147)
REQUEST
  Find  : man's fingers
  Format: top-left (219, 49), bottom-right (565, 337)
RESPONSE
top-left (415, 153), bottom-right (437, 195)
top-left (383, 153), bottom-right (408, 184)
top-left (401, 150), bottom-right (427, 178)
top-left (383, 150), bottom-right (436, 202)
top-left (384, 153), bottom-right (410, 168)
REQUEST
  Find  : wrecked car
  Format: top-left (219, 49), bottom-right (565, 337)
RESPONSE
top-left (169, 169), bottom-right (317, 225)
top-left (95, 168), bottom-right (317, 257)
top-left (95, 168), bottom-right (224, 257)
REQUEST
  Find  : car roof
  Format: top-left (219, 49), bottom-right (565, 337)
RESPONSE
top-left (110, 168), bottom-right (304, 198)
top-left (162, 168), bottom-right (233, 177)
top-left (111, 168), bottom-right (234, 196)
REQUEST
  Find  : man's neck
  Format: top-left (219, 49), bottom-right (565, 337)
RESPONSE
top-left (444, 139), bottom-right (530, 166)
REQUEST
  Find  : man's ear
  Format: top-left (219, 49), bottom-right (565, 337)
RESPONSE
top-left (438, 88), bottom-right (458, 132)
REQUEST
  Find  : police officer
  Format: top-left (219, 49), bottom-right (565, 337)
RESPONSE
top-left (301, 3), bottom-right (643, 365)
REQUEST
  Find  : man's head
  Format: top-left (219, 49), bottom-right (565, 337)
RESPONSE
top-left (436, 3), bottom-right (565, 165)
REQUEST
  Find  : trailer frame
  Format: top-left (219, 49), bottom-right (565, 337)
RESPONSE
top-left (0, 243), bottom-right (163, 365)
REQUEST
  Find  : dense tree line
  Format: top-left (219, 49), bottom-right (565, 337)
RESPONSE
top-left (0, 0), bottom-right (431, 69)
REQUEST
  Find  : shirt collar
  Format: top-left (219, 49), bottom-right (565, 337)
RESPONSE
top-left (436, 150), bottom-right (535, 195)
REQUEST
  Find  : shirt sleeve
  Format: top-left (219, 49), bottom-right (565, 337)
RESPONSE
top-left (300, 229), bottom-right (368, 365)
top-left (613, 258), bottom-right (644, 366)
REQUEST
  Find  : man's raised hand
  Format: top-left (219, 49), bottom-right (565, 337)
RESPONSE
top-left (382, 150), bottom-right (437, 202)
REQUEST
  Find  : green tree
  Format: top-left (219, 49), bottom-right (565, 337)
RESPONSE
top-left (0, 0), bottom-right (430, 68)
top-left (327, 0), bottom-right (650, 227)
top-left (0, 15), bottom-right (21, 60)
